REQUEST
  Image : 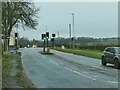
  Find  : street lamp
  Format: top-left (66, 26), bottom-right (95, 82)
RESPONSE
top-left (71, 13), bottom-right (75, 48)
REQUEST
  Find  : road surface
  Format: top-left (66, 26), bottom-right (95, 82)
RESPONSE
top-left (19, 48), bottom-right (119, 88)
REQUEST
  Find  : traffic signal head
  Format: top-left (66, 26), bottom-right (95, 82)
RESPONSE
top-left (33, 39), bottom-right (35, 41)
top-left (52, 34), bottom-right (55, 37)
top-left (15, 33), bottom-right (18, 39)
top-left (42, 34), bottom-right (46, 40)
top-left (71, 37), bottom-right (74, 41)
top-left (46, 32), bottom-right (49, 38)
top-left (51, 38), bottom-right (54, 42)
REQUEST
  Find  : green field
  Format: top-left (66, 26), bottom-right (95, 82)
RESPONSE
top-left (52, 47), bottom-right (102, 59)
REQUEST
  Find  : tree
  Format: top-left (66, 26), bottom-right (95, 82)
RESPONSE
top-left (18, 37), bottom-right (30, 48)
top-left (2, 1), bottom-right (39, 50)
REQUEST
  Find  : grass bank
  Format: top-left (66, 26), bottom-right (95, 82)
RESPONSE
top-left (52, 47), bottom-right (102, 59)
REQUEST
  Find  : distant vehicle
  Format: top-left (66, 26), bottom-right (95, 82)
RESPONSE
top-left (27, 45), bottom-right (30, 48)
top-left (32, 45), bottom-right (37, 48)
top-left (101, 47), bottom-right (120, 69)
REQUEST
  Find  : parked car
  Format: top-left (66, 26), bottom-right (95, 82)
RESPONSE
top-left (101, 47), bottom-right (120, 69)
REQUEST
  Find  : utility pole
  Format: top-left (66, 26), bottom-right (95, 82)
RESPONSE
top-left (57, 31), bottom-right (59, 37)
top-left (69, 24), bottom-right (72, 48)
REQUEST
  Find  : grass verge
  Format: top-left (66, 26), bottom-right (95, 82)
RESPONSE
top-left (52, 47), bottom-right (102, 59)
top-left (16, 53), bottom-right (26, 87)
top-left (2, 51), bottom-right (12, 88)
top-left (16, 53), bottom-right (35, 88)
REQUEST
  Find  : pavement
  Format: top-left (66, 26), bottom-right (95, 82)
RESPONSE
top-left (19, 48), bottom-right (119, 88)
top-left (9, 52), bottom-right (21, 88)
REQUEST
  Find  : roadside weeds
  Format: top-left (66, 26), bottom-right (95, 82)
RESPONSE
top-left (2, 51), bottom-right (36, 88)
top-left (16, 52), bottom-right (36, 88)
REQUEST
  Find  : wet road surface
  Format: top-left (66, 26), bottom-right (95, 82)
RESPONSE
top-left (20, 48), bottom-right (119, 88)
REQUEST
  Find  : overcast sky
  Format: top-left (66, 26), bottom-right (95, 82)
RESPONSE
top-left (18, 2), bottom-right (118, 40)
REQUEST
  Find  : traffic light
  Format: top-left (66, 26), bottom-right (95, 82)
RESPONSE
top-left (15, 33), bottom-right (18, 40)
top-left (46, 32), bottom-right (49, 39)
top-left (71, 37), bottom-right (74, 41)
top-left (42, 34), bottom-right (46, 40)
top-left (51, 38), bottom-right (54, 42)
top-left (42, 34), bottom-right (44, 40)
top-left (52, 34), bottom-right (55, 37)
top-left (33, 39), bottom-right (35, 41)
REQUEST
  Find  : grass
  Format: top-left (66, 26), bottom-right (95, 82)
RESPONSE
top-left (52, 47), bottom-right (102, 59)
top-left (0, 58), bottom-right (2, 62)
top-left (16, 53), bottom-right (27, 87)
top-left (2, 51), bottom-right (12, 88)
top-left (2, 51), bottom-right (12, 72)
top-left (16, 53), bottom-right (34, 88)
top-left (16, 71), bottom-right (26, 87)
top-left (2, 51), bottom-right (34, 88)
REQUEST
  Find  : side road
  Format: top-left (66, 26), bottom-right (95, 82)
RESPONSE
top-left (2, 51), bottom-right (35, 88)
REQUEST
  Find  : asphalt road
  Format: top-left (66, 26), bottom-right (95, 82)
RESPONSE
top-left (20, 48), bottom-right (119, 88)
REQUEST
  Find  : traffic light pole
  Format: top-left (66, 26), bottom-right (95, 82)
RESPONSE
top-left (43, 39), bottom-right (45, 52)
top-left (15, 38), bottom-right (18, 53)
top-left (47, 39), bottom-right (48, 48)
top-left (15, 33), bottom-right (18, 53)
top-left (53, 38), bottom-right (55, 48)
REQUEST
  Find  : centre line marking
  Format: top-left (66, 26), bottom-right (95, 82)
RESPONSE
top-left (107, 81), bottom-right (118, 84)
top-left (64, 67), bottom-right (96, 81)
top-left (50, 60), bottom-right (59, 66)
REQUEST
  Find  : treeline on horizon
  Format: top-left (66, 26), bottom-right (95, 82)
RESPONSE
top-left (17, 37), bottom-right (120, 51)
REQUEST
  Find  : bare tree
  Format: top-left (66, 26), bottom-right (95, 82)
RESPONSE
top-left (2, 1), bottom-right (39, 51)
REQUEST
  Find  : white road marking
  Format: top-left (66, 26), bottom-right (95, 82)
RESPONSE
top-left (82, 71), bottom-right (89, 74)
top-left (64, 67), bottom-right (96, 81)
top-left (93, 75), bottom-right (100, 78)
top-left (50, 60), bottom-right (59, 66)
top-left (41, 55), bottom-right (47, 59)
top-left (107, 81), bottom-right (118, 84)
top-left (72, 67), bottom-right (76, 70)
